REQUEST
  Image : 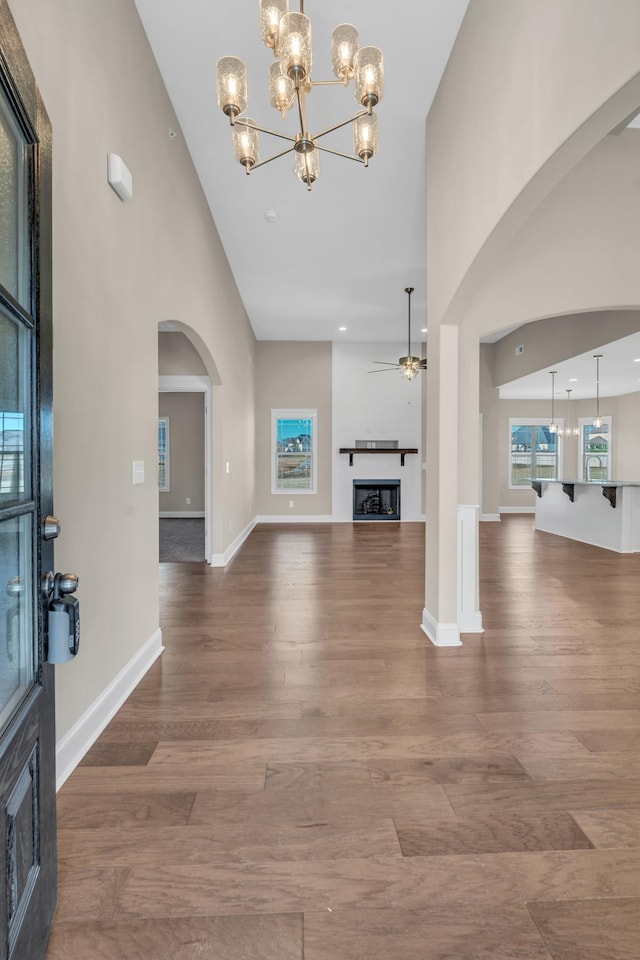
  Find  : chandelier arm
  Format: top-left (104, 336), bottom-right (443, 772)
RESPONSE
top-left (309, 79), bottom-right (346, 87)
top-left (313, 109), bottom-right (368, 142)
top-left (249, 145), bottom-right (296, 172)
top-left (295, 85), bottom-right (307, 136)
top-left (234, 118), bottom-right (297, 144)
top-left (314, 143), bottom-right (365, 164)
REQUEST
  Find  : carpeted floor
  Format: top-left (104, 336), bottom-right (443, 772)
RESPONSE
top-left (159, 518), bottom-right (205, 562)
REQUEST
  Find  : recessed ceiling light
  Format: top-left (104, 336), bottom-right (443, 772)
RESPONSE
top-left (634, 358), bottom-right (640, 362)
top-left (264, 210), bottom-right (279, 223)
top-left (421, 328), bottom-right (427, 333)
top-left (569, 378), bottom-right (578, 382)
top-left (338, 326), bottom-right (347, 332)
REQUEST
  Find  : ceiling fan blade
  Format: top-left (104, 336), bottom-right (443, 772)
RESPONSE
top-left (371, 360), bottom-right (401, 366)
top-left (419, 359), bottom-right (427, 369)
top-left (367, 368), bottom-right (399, 374)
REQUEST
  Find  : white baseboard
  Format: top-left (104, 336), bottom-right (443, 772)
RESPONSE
top-left (480, 513), bottom-right (500, 522)
top-left (209, 517), bottom-right (257, 567)
top-left (499, 506), bottom-right (535, 514)
top-left (420, 608), bottom-right (462, 647)
top-left (55, 628), bottom-right (164, 790)
top-left (255, 515), bottom-right (336, 523)
top-left (159, 511), bottom-right (205, 519)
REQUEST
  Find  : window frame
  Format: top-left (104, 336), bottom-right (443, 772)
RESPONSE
top-left (508, 417), bottom-right (563, 490)
top-left (158, 416), bottom-right (170, 492)
top-left (578, 416), bottom-right (612, 482)
top-left (271, 408), bottom-right (317, 495)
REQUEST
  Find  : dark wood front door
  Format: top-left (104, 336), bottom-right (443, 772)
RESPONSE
top-left (0, 3), bottom-right (56, 958)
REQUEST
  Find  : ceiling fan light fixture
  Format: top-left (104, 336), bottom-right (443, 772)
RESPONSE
top-left (368, 287), bottom-right (427, 379)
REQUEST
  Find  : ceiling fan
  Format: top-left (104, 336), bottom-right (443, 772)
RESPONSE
top-left (369, 287), bottom-right (427, 379)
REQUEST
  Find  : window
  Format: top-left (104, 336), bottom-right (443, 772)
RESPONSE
top-left (158, 417), bottom-right (170, 491)
top-left (509, 418), bottom-right (560, 488)
top-left (579, 417), bottom-right (611, 482)
top-left (271, 409), bottom-right (317, 494)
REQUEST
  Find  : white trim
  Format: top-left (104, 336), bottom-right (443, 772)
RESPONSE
top-left (210, 517), bottom-right (257, 567)
top-left (499, 506), bottom-right (536, 514)
top-left (420, 608), bottom-right (462, 647)
top-left (255, 515), bottom-right (427, 524)
top-left (480, 513), bottom-right (500, 522)
top-left (256, 514), bottom-right (335, 524)
top-left (457, 504), bottom-right (484, 634)
top-left (159, 511), bottom-right (205, 519)
top-left (55, 629), bottom-right (164, 790)
top-left (158, 375), bottom-right (213, 565)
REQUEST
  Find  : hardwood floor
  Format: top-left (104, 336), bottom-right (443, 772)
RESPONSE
top-left (46, 516), bottom-right (640, 959)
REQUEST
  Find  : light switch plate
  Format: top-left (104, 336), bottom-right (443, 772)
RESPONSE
top-left (132, 460), bottom-right (144, 485)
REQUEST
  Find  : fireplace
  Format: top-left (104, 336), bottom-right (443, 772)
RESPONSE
top-left (353, 479), bottom-right (400, 520)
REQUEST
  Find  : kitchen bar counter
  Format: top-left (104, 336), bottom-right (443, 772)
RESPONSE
top-left (531, 480), bottom-right (640, 553)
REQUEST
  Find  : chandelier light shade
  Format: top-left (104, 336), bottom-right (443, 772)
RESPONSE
top-left (331, 24), bottom-right (359, 83)
top-left (593, 354), bottom-right (603, 428)
top-left (548, 370), bottom-right (558, 434)
top-left (232, 118), bottom-right (259, 171)
top-left (353, 113), bottom-right (379, 164)
top-left (354, 46), bottom-right (384, 109)
top-left (259, 0), bottom-right (289, 50)
top-left (216, 1), bottom-right (384, 191)
top-left (279, 12), bottom-right (312, 80)
top-left (295, 146), bottom-right (319, 186)
top-left (269, 60), bottom-right (294, 117)
top-left (216, 57), bottom-right (248, 119)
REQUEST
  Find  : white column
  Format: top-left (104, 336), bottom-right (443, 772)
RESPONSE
top-left (422, 323), bottom-right (462, 646)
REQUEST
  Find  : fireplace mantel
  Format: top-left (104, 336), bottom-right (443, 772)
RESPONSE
top-left (339, 447), bottom-right (418, 467)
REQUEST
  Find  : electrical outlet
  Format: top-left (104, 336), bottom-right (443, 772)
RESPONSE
top-left (289, 500), bottom-right (295, 508)
top-left (186, 498), bottom-right (191, 505)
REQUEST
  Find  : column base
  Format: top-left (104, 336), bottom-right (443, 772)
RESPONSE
top-left (421, 608), bottom-right (462, 647)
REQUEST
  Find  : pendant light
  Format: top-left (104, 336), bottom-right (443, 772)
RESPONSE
top-left (558, 389), bottom-right (579, 438)
top-left (548, 371), bottom-right (558, 434)
top-left (593, 354), bottom-right (603, 428)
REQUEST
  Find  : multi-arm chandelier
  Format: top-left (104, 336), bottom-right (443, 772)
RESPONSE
top-left (215, 1), bottom-right (384, 190)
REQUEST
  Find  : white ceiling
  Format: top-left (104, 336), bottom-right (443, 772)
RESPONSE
top-left (134, 0), bottom-right (469, 344)
top-left (499, 332), bottom-right (640, 401)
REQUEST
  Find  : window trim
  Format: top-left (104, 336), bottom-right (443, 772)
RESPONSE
top-left (578, 415), bottom-right (612, 482)
top-left (508, 417), bottom-right (563, 490)
top-left (158, 416), bottom-right (170, 492)
top-left (271, 408), bottom-right (317, 495)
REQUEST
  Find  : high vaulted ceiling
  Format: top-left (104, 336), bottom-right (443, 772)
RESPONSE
top-left (134, 0), bottom-right (469, 344)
